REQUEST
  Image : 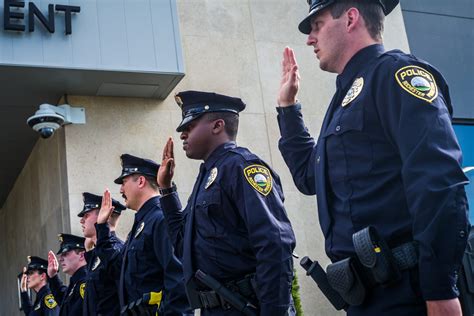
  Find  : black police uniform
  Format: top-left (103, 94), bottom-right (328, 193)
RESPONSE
top-left (160, 91), bottom-right (297, 315)
top-left (94, 154), bottom-right (191, 315)
top-left (20, 256), bottom-right (59, 316)
top-left (278, 3), bottom-right (470, 313)
top-left (49, 234), bottom-right (87, 316)
top-left (79, 192), bottom-right (126, 316)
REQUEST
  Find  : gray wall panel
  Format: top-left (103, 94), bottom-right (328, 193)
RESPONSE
top-left (96, 0), bottom-right (129, 67)
top-left (124, 0), bottom-right (157, 69)
top-left (152, 0), bottom-right (180, 72)
top-left (401, 0), bottom-right (473, 18)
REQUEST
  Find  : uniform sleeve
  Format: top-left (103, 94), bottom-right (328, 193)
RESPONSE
top-left (20, 291), bottom-right (32, 315)
top-left (277, 104), bottom-right (318, 195)
top-left (160, 192), bottom-right (186, 258)
top-left (152, 215), bottom-right (189, 315)
top-left (49, 275), bottom-right (67, 306)
top-left (229, 162), bottom-right (296, 316)
top-left (95, 223), bottom-right (123, 279)
top-left (374, 57), bottom-right (470, 300)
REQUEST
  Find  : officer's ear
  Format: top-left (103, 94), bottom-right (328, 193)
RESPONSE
top-left (345, 7), bottom-right (361, 32)
top-left (211, 119), bottom-right (225, 135)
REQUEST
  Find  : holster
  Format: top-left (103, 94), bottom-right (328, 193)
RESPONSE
top-left (326, 257), bottom-right (366, 306)
top-left (352, 227), bottom-right (401, 285)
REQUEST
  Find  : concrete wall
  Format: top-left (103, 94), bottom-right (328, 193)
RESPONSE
top-left (0, 129), bottom-right (69, 316)
top-left (0, 1), bottom-right (410, 315)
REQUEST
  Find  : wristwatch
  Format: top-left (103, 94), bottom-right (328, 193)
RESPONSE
top-left (159, 182), bottom-right (177, 196)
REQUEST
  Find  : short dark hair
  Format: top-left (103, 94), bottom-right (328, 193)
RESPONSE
top-left (329, 0), bottom-right (384, 41)
top-left (205, 112), bottom-right (239, 140)
top-left (131, 173), bottom-right (159, 191)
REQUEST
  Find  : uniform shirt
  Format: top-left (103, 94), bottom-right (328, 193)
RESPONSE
top-left (49, 266), bottom-right (87, 316)
top-left (83, 231), bottom-right (123, 316)
top-left (160, 142), bottom-right (296, 315)
top-left (95, 196), bottom-right (190, 315)
top-left (20, 284), bottom-right (59, 316)
top-left (277, 44), bottom-right (469, 300)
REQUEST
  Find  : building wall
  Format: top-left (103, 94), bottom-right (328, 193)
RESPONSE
top-left (0, 1), bottom-right (410, 315)
top-left (0, 130), bottom-right (70, 316)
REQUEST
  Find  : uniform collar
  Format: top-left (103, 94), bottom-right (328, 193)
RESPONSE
top-left (337, 44), bottom-right (385, 90)
top-left (204, 141), bottom-right (236, 170)
top-left (70, 265), bottom-right (87, 284)
top-left (135, 195), bottom-right (160, 223)
top-left (36, 284), bottom-right (49, 297)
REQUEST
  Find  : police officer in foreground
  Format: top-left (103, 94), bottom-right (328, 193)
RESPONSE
top-left (95, 154), bottom-right (191, 315)
top-left (277, 0), bottom-right (469, 315)
top-left (79, 192), bottom-right (126, 315)
top-left (47, 234), bottom-right (87, 316)
top-left (19, 256), bottom-right (59, 316)
top-left (157, 91), bottom-right (297, 315)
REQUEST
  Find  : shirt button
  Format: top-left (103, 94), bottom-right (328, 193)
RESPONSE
top-left (335, 125), bottom-right (341, 132)
top-left (317, 156), bottom-right (321, 164)
top-left (459, 230), bottom-right (466, 238)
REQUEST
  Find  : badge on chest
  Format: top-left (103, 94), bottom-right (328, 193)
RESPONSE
top-left (135, 222), bottom-right (145, 238)
top-left (91, 257), bottom-right (101, 271)
top-left (205, 167), bottom-right (218, 189)
top-left (342, 77), bottom-right (364, 107)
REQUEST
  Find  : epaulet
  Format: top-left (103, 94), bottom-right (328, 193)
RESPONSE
top-left (229, 147), bottom-right (258, 161)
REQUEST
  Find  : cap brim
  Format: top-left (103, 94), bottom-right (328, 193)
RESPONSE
top-left (176, 114), bottom-right (204, 132)
top-left (114, 171), bottom-right (133, 184)
top-left (298, 3), bottom-right (333, 34)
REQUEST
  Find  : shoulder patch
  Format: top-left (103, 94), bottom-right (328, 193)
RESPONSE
top-left (79, 282), bottom-right (86, 299)
top-left (243, 164), bottom-right (273, 196)
top-left (395, 65), bottom-right (438, 103)
top-left (44, 294), bottom-right (57, 309)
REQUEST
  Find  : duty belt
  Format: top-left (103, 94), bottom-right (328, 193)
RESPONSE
top-left (196, 274), bottom-right (257, 310)
top-left (301, 226), bottom-right (418, 310)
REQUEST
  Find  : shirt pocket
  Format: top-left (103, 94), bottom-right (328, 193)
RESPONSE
top-left (323, 108), bottom-right (373, 181)
top-left (195, 189), bottom-right (226, 238)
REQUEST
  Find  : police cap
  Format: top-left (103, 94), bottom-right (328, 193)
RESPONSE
top-left (56, 233), bottom-right (85, 255)
top-left (175, 90), bottom-right (246, 132)
top-left (77, 192), bottom-right (127, 217)
top-left (114, 154), bottom-right (160, 184)
top-left (298, 0), bottom-right (399, 34)
top-left (26, 256), bottom-right (48, 273)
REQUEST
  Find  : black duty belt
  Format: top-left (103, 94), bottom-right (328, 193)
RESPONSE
top-left (197, 274), bottom-right (257, 310)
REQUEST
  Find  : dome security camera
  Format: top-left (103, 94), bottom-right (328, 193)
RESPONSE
top-left (27, 104), bottom-right (86, 139)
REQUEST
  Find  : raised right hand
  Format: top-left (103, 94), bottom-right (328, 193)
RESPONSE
top-left (20, 267), bottom-right (28, 292)
top-left (157, 137), bottom-right (175, 189)
top-left (47, 251), bottom-right (58, 278)
top-left (97, 189), bottom-right (115, 224)
top-left (278, 47), bottom-right (300, 107)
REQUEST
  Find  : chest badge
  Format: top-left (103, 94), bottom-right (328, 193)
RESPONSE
top-left (79, 283), bottom-right (86, 299)
top-left (44, 294), bottom-right (57, 309)
top-left (135, 222), bottom-right (145, 238)
top-left (91, 257), bottom-right (101, 271)
top-left (342, 77), bottom-right (364, 107)
top-left (395, 65), bottom-right (438, 103)
top-left (205, 167), bottom-right (218, 189)
top-left (243, 164), bottom-right (273, 196)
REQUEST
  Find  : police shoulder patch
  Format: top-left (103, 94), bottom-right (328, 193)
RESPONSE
top-left (44, 294), bottom-right (57, 309)
top-left (79, 282), bottom-right (86, 299)
top-left (243, 164), bottom-right (273, 196)
top-left (395, 65), bottom-right (438, 103)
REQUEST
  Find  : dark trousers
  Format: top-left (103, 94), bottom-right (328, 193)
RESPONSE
top-left (348, 269), bottom-right (427, 316)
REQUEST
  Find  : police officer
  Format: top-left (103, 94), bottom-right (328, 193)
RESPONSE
top-left (47, 234), bottom-right (87, 316)
top-left (277, 0), bottom-right (469, 315)
top-left (79, 192), bottom-right (126, 316)
top-left (19, 256), bottom-right (59, 315)
top-left (95, 155), bottom-right (191, 315)
top-left (157, 90), bottom-right (297, 315)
